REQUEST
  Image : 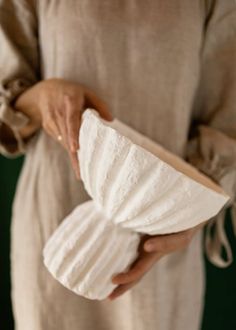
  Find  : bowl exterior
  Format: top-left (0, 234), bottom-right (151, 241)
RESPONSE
top-left (43, 200), bottom-right (140, 300)
top-left (78, 109), bottom-right (228, 235)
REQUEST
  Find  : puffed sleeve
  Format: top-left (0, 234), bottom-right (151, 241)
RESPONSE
top-left (186, 0), bottom-right (236, 267)
top-left (0, 0), bottom-right (40, 157)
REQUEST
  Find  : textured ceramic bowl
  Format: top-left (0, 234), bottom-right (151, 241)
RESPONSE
top-left (43, 108), bottom-right (229, 300)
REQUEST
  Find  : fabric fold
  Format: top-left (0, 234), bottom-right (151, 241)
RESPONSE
top-left (0, 78), bottom-right (33, 156)
top-left (0, 0), bottom-right (40, 157)
top-left (187, 125), bottom-right (236, 267)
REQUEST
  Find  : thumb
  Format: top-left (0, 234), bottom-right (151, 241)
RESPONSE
top-left (84, 89), bottom-right (113, 121)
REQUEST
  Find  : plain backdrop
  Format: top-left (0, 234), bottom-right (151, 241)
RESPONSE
top-left (0, 155), bottom-right (236, 330)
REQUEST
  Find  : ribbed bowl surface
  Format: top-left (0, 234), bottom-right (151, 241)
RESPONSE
top-left (78, 109), bottom-right (229, 235)
top-left (43, 200), bottom-right (140, 300)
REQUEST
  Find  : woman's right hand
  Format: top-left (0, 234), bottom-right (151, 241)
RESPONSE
top-left (14, 78), bottom-right (113, 178)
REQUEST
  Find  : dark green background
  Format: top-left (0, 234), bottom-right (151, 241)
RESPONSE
top-left (0, 155), bottom-right (236, 330)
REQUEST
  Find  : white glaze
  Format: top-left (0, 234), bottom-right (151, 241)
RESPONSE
top-left (44, 200), bottom-right (140, 300)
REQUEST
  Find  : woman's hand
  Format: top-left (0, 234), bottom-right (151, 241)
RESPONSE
top-left (108, 221), bottom-right (207, 300)
top-left (14, 78), bottom-right (113, 178)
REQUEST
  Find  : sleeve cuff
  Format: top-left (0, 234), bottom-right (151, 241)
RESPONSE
top-left (186, 125), bottom-right (236, 267)
top-left (0, 78), bottom-right (33, 157)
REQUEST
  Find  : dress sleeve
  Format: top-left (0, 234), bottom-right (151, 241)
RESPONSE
top-left (0, 0), bottom-right (40, 157)
top-left (186, 0), bottom-right (236, 267)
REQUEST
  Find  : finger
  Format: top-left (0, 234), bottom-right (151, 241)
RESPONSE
top-left (108, 280), bottom-right (139, 300)
top-left (63, 95), bottom-right (82, 178)
top-left (64, 95), bottom-right (82, 152)
top-left (144, 229), bottom-right (194, 253)
top-left (42, 110), bottom-right (66, 148)
top-left (69, 151), bottom-right (81, 179)
top-left (112, 252), bottom-right (160, 285)
top-left (84, 89), bottom-right (113, 121)
top-left (56, 104), bottom-right (70, 149)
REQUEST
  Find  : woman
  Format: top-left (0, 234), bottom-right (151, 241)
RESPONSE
top-left (0, 1), bottom-right (236, 329)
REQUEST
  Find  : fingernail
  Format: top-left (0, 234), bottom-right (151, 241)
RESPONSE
top-left (104, 112), bottom-right (113, 121)
top-left (144, 243), bottom-right (154, 252)
top-left (111, 277), bottom-right (118, 284)
top-left (70, 144), bottom-right (77, 152)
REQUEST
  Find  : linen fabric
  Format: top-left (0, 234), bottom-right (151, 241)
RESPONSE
top-left (0, 1), bottom-right (236, 329)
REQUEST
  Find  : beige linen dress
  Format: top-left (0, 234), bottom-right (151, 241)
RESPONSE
top-left (0, 1), bottom-right (236, 329)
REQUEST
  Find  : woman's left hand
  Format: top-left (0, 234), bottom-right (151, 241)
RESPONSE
top-left (108, 221), bottom-right (207, 300)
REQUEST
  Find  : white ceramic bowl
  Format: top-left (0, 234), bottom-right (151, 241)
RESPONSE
top-left (43, 108), bottom-right (229, 300)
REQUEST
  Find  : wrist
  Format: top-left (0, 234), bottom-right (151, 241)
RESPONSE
top-left (14, 82), bottom-right (43, 125)
top-left (11, 81), bottom-right (45, 139)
